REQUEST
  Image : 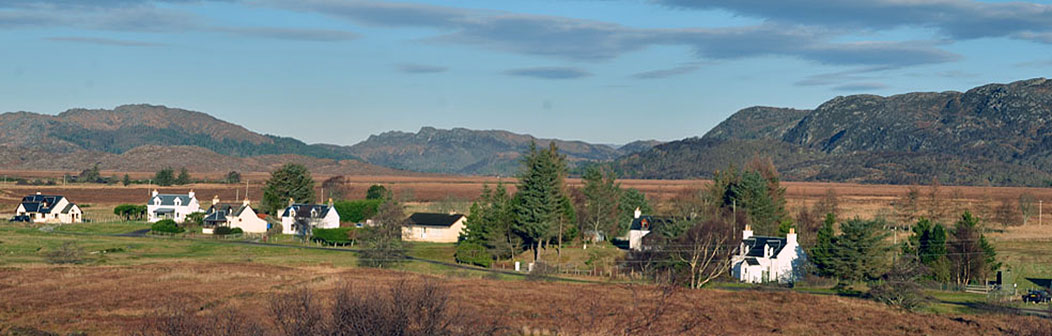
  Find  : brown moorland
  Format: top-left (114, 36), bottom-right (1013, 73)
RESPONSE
top-left (0, 262), bottom-right (1047, 336)
top-left (5, 174), bottom-right (1051, 222)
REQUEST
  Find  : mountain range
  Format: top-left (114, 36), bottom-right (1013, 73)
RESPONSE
top-left (0, 104), bottom-right (658, 176)
top-left (613, 78), bottom-right (1052, 186)
top-left (2, 78), bottom-right (1050, 186)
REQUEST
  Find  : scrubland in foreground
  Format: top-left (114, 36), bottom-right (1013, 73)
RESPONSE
top-left (0, 262), bottom-right (1048, 335)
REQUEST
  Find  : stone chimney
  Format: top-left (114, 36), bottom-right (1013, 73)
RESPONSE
top-left (152, 189), bottom-right (159, 198)
top-left (242, 198), bottom-right (251, 206)
top-left (212, 195), bottom-right (220, 206)
top-left (786, 227), bottom-right (797, 246)
top-left (187, 189), bottom-right (195, 199)
top-left (328, 198), bottom-right (334, 206)
top-left (288, 197), bottom-right (295, 207)
top-left (633, 207), bottom-right (641, 219)
top-left (743, 225), bottom-right (753, 240)
top-left (36, 191), bottom-right (41, 195)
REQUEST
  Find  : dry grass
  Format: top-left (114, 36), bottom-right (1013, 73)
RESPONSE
top-left (0, 262), bottom-right (1046, 335)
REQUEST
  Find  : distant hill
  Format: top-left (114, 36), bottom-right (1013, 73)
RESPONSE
top-left (0, 104), bottom-right (355, 160)
top-left (0, 144), bottom-right (415, 176)
top-left (346, 127), bottom-right (660, 175)
top-left (615, 78), bottom-right (1052, 186)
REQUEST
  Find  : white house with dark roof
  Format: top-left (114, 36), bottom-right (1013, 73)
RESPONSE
top-left (202, 196), bottom-right (269, 234)
top-left (280, 198), bottom-right (340, 235)
top-left (402, 212), bottom-right (466, 243)
top-left (15, 192), bottom-right (82, 223)
top-left (730, 226), bottom-right (807, 284)
top-left (627, 208), bottom-right (674, 251)
top-left (147, 189), bottom-right (201, 223)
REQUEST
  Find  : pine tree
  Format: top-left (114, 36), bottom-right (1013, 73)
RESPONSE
top-left (810, 213), bottom-right (838, 277)
top-left (512, 142), bottom-right (571, 262)
top-left (261, 163), bottom-right (316, 215)
top-left (175, 167), bottom-right (191, 185)
top-left (154, 167), bottom-right (175, 186)
top-left (121, 174), bottom-right (131, 187)
top-left (831, 218), bottom-right (892, 283)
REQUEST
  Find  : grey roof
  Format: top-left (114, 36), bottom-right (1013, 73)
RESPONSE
top-left (19, 194), bottom-right (67, 214)
top-left (154, 208), bottom-right (175, 214)
top-left (629, 215), bottom-right (674, 231)
top-left (745, 257), bottom-right (760, 266)
top-left (60, 203), bottom-right (75, 214)
top-left (743, 236), bottom-right (787, 258)
top-left (281, 204), bottom-right (333, 219)
top-left (205, 204), bottom-right (251, 223)
top-left (407, 213), bottom-right (464, 227)
top-left (150, 194), bottom-right (192, 206)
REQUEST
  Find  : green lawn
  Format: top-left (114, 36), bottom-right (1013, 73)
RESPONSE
top-left (994, 238), bottom-right (1052, 290)
top-left (53, 221), bottom-right (151, 234)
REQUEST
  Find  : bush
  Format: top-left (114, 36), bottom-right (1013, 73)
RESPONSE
top-left (454, 241), bottom-right (491, 267)
top-left (46, 241), bottom-right (85, 264)
top-left (214, 226), bottom-right (232, 235)
top-left (151, 219), bottom-right (184, 234)
top-left (230, 227), bottom-right (243, 234)
top-left (312, 227), bottom-right (355, 245)
top-left (333, 199), bottom-right (382, 223)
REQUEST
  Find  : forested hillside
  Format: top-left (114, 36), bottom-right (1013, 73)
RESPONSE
top-left (615, 78), bottom-right (1052, 186)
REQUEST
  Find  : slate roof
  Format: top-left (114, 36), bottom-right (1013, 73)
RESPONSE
top-left (281, 204), bottom-right (333, 218)
top-left (743, 236), bottom-right (788, 258)
top-left (745, 257), bottom-right (760, 266)
top-left (406, 213), bottom-right (464, 227)
top-left (629, 215), bottom-right (674, 231)
top-left (60, 203), bottom-right (76, 214)
top-left (19, 194), bottom-right (67, 214)
top-left (150, 194), bottom-right (192, 206)
top-left (205, 204), bottom-right (251, 223)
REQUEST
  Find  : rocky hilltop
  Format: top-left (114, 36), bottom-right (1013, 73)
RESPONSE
top-left (616, 78), bottom-right (1052, 186)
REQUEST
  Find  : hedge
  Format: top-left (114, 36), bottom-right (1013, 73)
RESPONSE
top-left (454, 242), bottom-right (491, 267)
top-left (312, 227), bottom-right (356, 245)
top-left (213, 227), bottom-right (243, 235)
top-left (151, 219), bottom-right (184, 234)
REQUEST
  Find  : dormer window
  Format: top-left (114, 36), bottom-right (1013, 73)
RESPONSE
top-left (174, 198), bottom-right (182, 206)
top-left (310, 208), bottom-right (318, 217)
top-left (290, 209), bottom-right (296, 217)
top-left (154, 198), bottom-right (161, 206)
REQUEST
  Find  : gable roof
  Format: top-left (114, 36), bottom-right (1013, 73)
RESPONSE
top-left (629, 215), bottom-right (674, 231)
top-left (407, 213), bottom-right (465, 227)
top-left (281, 204), bottom-right (333, 218)
top-left (151, 194), bottom-right (193, 207)
top-left (743, 236), bottom-right (787, 258)
top-left (206, 203), bottom-right (253, 223)
top-left (19, 194), bottom-right (67, 214)
top-left (60, 203), bottom-right (76, 214)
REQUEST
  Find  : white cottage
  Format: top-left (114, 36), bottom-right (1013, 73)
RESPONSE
top-left (280, 199), bottom-right (340, 235)
top-left (731, 226), bottom-right (807, 284)
top-left (627, 208), bottom-right (674, 251)
top-left (147, 189), bottom-right (201, 223)
top-left (402, 213), bottom-right (466, 243)
top-left (15, 193), bottom-right (83, 223)
top-left (202, 196), bottom-right (270, 234)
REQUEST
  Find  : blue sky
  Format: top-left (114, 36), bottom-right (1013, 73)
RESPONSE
top-left (2, 0), bottom-right (1051, 146)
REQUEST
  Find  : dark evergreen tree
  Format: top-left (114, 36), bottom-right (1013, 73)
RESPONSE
top-left (810, 213), bottom-right (838, 277)
top-left (261, 163), bottom-right (316, 215)
top-left (948, 211), bottom-right (999, 285)
top-left (366, 184), bottom-right (389, 200)
top-left (121, 174), bottom-right (131, 187)
top-left (831, 218), bottom-right (891, 283)
top-left (512, 142), bottom-right (571, 262)
top-left (154, 167), bottom-right (175, 186)
top-left (175, 167), bottom-right (191, 185)
top-left (225, 171), bottom-right (241, 184)
top-left (581, 166), bottom-right (622, 242)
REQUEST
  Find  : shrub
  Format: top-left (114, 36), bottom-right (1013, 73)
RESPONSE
top-left (214, 227), bottom-right (233, 235)
top-left (333, 199), bottom-right (382, 223)
top-left (312, 227), bottom-right (355, 245)
top-left (46, 241), bottom-right (85, 264)
top-left (230, 227), bottom-right (243, 234)
top-left (454, 241), bottom-right (491, 267)
top-left (151, 219), bottom-right (184, 234)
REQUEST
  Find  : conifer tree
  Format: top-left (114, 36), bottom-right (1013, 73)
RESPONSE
top-left (512, 142), bottom-right (572, 262)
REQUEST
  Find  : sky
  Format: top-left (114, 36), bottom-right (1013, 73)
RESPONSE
top-left (2, 0), bottom-right (1052, 146)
